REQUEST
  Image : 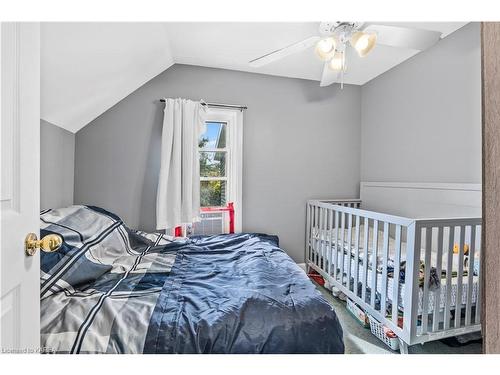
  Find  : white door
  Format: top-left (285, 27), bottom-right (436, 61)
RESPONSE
top-left (0, 22), bottom-right (40, 353)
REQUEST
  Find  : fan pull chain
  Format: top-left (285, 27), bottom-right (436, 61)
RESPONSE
top-left (340, 50), bottom-right (345, 89)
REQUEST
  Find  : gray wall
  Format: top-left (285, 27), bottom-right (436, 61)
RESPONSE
top-left (74, 65), bottom-right (362, 262)
top-left (40, 120), bottom-right (75, 210)
top-left (361, 23), bottom-right (481, 184)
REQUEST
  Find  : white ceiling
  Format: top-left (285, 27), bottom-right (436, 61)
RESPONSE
top-left (166, 22), bottom-right (467, 84)
top-left (41, 22), bottom-right (467, 133)
top-left (41, 23), bottom-right (174, 133)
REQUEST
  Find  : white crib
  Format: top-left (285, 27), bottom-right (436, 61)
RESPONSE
top-left (305, 197), bottom-right (481, 353)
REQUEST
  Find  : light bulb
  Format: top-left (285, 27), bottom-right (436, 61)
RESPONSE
top-left (357, 37), bottom-right (370, 50)
top-left (350, 31), bottom-right (377, 57)
top-left (315, 37), bottom-right (336, 61)
top-left (329, 51), bottom-right (346, 71)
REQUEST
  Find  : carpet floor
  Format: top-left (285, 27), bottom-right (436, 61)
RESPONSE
top-left (315, 282), bottom-right (482, 354)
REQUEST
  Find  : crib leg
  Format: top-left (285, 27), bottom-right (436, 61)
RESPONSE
top-left (398, 338), bottom-right (409, 354)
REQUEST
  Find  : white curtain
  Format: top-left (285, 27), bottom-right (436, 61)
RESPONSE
top-left (156, 98), bottom-right (207, 230)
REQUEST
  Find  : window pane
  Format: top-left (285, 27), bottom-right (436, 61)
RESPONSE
top-left (200, 151), bottom-right (226, 177)
top-left (199, 122), bottom-right (226, 149)
top-left (200, 180), bottom-right (227, 207)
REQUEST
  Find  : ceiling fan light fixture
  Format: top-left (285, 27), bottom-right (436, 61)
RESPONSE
top-left (350, 31), bottom-right (377, 57)
top-left (315, 37), bottom-right (336, 61)
top-left (329, 51), bottom-right (346, 72)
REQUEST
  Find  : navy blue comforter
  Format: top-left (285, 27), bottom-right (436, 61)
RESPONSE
top-left (144, 233), bottom-right (344, 353)
top-left (40, 206), bottom-right (344, 354)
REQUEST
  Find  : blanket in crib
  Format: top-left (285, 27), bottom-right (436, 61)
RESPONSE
top-left (311, 228), bottom-right (479, 290)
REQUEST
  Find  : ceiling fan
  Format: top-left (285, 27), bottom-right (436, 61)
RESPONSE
top-left (249, 22), bottom-right (443, 88)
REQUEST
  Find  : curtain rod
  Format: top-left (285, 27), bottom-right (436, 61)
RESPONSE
top-left (159, 99), bottom-right (247, 111)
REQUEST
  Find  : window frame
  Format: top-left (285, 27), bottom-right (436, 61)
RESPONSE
top-left (199, 108), bottom-right (243, 232)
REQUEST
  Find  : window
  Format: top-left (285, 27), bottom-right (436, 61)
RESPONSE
top-left (192, 108), bottom-right (243, 235)
top-left (199, 121), bottom-right (228, 207)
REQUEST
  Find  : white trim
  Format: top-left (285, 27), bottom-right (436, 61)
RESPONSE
top-left (204, 108), bottom-right (243, 232)
top-left (199, 148), bottom-right (227, 152)
top-left (361, 181), bottom-right (481, 192)
top-left (200, 177), bottom-right (228, 181)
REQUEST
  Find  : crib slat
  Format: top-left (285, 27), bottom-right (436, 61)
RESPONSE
top-left (320, 207), bottom-right (326, 272)
top-left (318, 207), bottom-right (325, 269)
top-left (392, 225), bottom-right (402, 327)
top-left (353, 215), bottom-right (361, 297)
top-left (432, 226), bottom-right (444, 332)
top-left (339, 212), bottom-right (346, 285)
top-left (306, 203), bottom-right (311, 264)
top-left (444, 226), bottom-right (454, 330)
top-left (311, 205), bottom-right (319, 263)
top-left (370, 220), bottom-right (379, 309)
top-left (465, 225), bottom-right (476, 326)
top-left (327, 209), bottom-right (334, 275)
top-left (475, 225), bottom-right (481, 324)
top-left (333, 210), bottom-right (339, 280)
top-left (380, 222), bottom-right (390, 317)
top-left (403, 222), bottom-right (421, 340)
top-left (318, 207), bottom-right (324, 268)
top-left (422, 227), bottom-right (432, 334)
top-left (312, 205), bottom-right (317, 266)
top-left (362, 217), bottom-right (370, 303)
top-left (311, 205), bottom-right (315, 265)
top-left (325, 207), bottom-right (330, 271)
top-left (323, 207), bottom-right (329, 273)
top-left (309, 205), bottom-right (313, 264)
top-left (455, 226), bottom-right (465, 329)
top-left (346, 213), bottom-right (353, 292)
top-left (316, 205), bottom-right (321, 267)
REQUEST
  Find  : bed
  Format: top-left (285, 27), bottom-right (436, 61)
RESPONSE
top-left (306, 196), bottom-right (482, 353)
top-left (39, 205), bottom-right (344, 354)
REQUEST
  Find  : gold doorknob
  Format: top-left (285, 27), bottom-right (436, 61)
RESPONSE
top-left (25, 233), bottom-right (63, 256)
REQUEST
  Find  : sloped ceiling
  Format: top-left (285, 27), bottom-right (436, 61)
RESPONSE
top-left (41, 23), bottom-right (174, 133)
top-left (41, 22), bottom-right (468, 133)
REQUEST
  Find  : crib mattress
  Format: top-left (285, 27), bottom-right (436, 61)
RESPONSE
top-left (311, 226), bottom-right (480, 274)
top-left (310, 241), bottom-right (479, 314)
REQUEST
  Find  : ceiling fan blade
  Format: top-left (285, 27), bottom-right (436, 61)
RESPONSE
top-left (319, 63), bottom-right (340, 87)
top-left (363, 24), bottom-right (442, 51)
top-left (249, 36), bottom-right (320, 67)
